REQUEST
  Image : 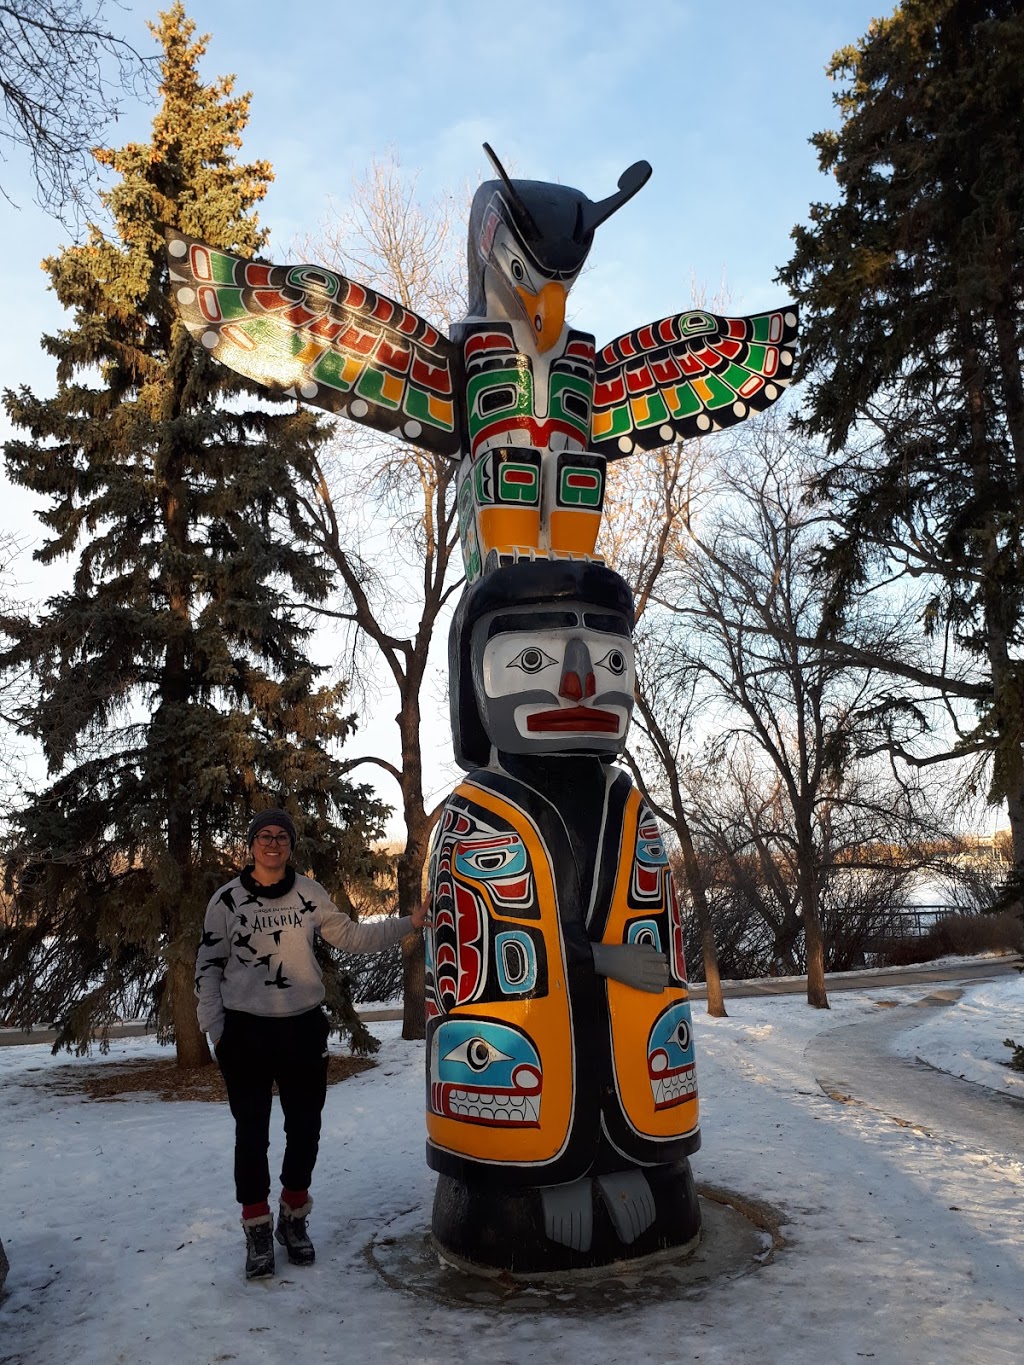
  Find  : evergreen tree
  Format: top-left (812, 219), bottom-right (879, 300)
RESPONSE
top-left (0, 4), bottom-right (388, 1066)
top-left (778, 1), bottom-right (1024, 890)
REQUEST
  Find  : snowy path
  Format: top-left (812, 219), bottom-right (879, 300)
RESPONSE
top-left (2, 974), bottom-right (1022, 1364)
top-left (806, 991), bottom-right (1024, 1160)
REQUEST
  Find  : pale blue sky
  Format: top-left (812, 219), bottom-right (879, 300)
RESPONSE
top-left (1, 0), bottom-right (888, 429)
top-left (0, 0), bottom-right (891, 816)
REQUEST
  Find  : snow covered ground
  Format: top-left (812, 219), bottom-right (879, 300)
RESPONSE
top-left (1, 965), bottom-right (1022, 1365)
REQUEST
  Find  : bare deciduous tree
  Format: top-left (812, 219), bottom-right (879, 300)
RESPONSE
top-left (682, 738), bottom-right (929, 978)
top-left (0, 0), bottom-right (153, 219)
top-left (660, 415), bottom-right (948, 1007)
top-left (601, 441), bottom-right (729, 1016)
top-left (292, 158), bottom-right (466, 1038)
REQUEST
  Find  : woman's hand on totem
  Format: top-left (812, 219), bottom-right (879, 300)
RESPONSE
top-left (410, 894), bottom-right (431, 931)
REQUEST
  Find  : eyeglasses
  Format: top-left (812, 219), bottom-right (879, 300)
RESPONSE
top-left (255, 832), bottom-right (291, 847)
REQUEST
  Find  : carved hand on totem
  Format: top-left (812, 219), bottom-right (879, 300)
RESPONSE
top-left (591, 942), bottom-right (669, 994)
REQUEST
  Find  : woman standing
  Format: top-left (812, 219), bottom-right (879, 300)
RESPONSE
top-left (195, 808), bottom-right (426, 1280)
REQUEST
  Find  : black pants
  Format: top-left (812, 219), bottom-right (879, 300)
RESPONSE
top-left (216, 1007), bottom-right (330, 1206)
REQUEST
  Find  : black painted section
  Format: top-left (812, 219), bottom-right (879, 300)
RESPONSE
top-left (431, 1159), bottom-right (701, 1273)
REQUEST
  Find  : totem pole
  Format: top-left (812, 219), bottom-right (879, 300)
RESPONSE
top-left (167, 144), bottom-right (797, 1273)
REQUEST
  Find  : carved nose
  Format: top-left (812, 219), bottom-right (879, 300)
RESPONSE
top-left (560, 671), bottom-right (582, 701)
top-left (559, 638), bottom-right (596, 701)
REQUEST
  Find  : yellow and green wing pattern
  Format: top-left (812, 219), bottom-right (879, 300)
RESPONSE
top-left (592, 307), bottom-right (798, 458)
top-left (165, 229), bottom-right (462, 457)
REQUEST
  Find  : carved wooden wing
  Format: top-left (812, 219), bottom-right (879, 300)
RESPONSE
top-left (591, 307), bottom-right (798, 458)
top-left (165, 230), bottom-right (462, 457)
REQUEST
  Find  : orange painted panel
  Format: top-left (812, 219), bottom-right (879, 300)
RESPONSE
top-left (548, 507), bottom-right (601, 556)
top-left (426, 784), bottom-right (575, 1166)
top-left (602, 789), bottom-right (699, 1140)
top-left (478, 506), bottom-right (541, 556)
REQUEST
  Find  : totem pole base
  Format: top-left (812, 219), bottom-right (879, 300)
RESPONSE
top-left (431, 1159), bottom-right (701, 1275)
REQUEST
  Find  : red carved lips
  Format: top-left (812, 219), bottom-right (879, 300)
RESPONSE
top-left (527, 706), bottom-right (620, 733)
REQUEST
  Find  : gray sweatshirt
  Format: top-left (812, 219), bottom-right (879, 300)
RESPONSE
top-left (195, 869), bottom-right (412, 1042)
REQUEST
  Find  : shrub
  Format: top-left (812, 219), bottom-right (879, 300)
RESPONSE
top-left (876, 912), bottom-right (1024, 967)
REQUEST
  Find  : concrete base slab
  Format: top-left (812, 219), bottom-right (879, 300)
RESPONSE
top-left (365, 1186), bottom-right (784, 1314)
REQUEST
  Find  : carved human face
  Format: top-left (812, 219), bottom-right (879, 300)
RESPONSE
top-left (470, 602), bottom-right (634, 757)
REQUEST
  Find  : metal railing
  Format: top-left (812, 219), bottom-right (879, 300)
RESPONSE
top-left (890, 905), bottom-right (963, 936)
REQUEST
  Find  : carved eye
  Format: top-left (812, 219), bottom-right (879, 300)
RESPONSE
top-left (443, 1037), bottom-right (512, 1072)
top-left (500, 939), bottom-right (529, 985)
top-left (509, 257), bottom-right (526, 283)
top-left (508, 646), bottom-right (556, 674)
top-left (561, 390), bottom-right (590, 421)
top-left (462, 848), bottom-right (514, 872)
top-left (476, 384), bottom-right (517, 417)
top-left (675, 1020), bottom-right (691, 1050)
top-left (595, 647), bottom-right (627, 675)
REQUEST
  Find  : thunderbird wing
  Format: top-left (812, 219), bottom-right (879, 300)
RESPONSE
top-left (165, 229), bottom-right (462, 457)
top-left (592, 306), bottom-right (797, 458)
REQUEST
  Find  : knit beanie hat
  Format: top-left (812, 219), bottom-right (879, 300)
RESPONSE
top-left (247, 808), bottom-right (297, 849)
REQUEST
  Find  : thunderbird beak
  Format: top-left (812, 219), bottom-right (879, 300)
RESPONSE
top-left (516, 280), bottom-right (567, 353)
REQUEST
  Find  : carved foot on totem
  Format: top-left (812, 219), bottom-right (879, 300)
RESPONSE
top-left (431, 1159), bottom-right (701, 1273)
top-left (541, 1170), bottom-right (658, 1252)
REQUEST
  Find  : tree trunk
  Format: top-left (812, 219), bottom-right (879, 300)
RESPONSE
top-left (962, 307), bottom-right (1024, 921)
top-left (987, 654), bottom-right (1024, 926)
top-left (397, 824), bottom-right (428, 1040)
top-left (676, 819), bottom-right (727, 1017)
top-left (804, 918), bottom-right (829, 1009)
top-left (161, 447), bottom-right (207, 1064)
top-left (401, 932), bottom-right (426, 1041)
top-left (700, 912), bottom-right (727, 1018)
top-left (798, 854), bottom-right (829, 1009)
top-left (167, 951), bottom-right (211, 1068)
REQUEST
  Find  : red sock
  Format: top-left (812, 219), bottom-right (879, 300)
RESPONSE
top-left (281, 1187), bottom-right (308, 1210)
top-left (242, 1200), bottom-right (270, 1220)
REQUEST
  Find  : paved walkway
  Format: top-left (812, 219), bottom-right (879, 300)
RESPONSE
top-left (691, 954), bottom-right (1018, 1000)
top-left (1, 956), bottom-right (1017, 1046)
top-left (805, 990), bottom-right (1024, 1160)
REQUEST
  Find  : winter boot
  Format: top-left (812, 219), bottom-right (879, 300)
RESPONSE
top-left (275, 1196), bottom-right (315, 1266)
top-left (242, 1212), bottom-right (275, 1280)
